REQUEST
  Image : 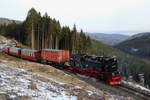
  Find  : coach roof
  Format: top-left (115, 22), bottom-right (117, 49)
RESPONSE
top-left (42, 49), bottom-right (63, 52)
top-left (22, 49), bottom-right (39, 52)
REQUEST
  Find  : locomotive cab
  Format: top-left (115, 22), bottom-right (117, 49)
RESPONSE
top-left (104, 71), bottom-right (121, 85)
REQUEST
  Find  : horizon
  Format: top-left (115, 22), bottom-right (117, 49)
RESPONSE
top-left (86, 30), bottom-right (150, 36)
top-left (1, 0), bottom-right (150, 35)
top-left (1, 16), bottom-right (150, 36)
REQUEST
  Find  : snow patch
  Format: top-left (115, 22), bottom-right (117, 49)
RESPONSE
top-left (0, 63), bottom-right (78, 100)
top-left (131, 48), bottom-right (138, 52)
top-left (0, 63), bottom-right (103, 100)
top-left (122, 80), bottom-right (150, 93)
top-left (77, 74), bottom-right (97, 82)
top-left (0, 63), bottom-right (7, 67)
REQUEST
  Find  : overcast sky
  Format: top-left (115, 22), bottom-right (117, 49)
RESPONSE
top-left (0, 0), bottom-right (150, 35)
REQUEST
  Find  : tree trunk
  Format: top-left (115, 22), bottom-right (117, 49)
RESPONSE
top-left (31, 21), bottom-right (35, 49)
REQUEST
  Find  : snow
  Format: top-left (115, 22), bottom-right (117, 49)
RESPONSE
top-left (77, 74), bottom-right (97, 82)
top-left (77, 74), bottom-right (89, 78)
top-left (131, 48), bottom-right (138, 52)
top-left (122, 80), bottom-right (150, 93)
top-left (0, 63), bottom-right (78, 100)
top-left (0, 62), bottom-right (104, 100)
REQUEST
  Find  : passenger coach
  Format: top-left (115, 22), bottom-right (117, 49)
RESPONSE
top-left (9, 47), bottom-right (21, 57)
top-left (21, 49), bottom-right (41, 61)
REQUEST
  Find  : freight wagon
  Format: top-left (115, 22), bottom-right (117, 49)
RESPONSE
top-left (41, 49), bottom-right (70, 64)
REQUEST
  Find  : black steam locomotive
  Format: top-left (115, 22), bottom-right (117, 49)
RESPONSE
top-left (69, 54), bottom-right (121, 85)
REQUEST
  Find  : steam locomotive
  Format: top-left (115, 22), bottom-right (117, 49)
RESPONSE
top-left (3, 46), bottom-right (121, 85)
top-left (69, 54), bottom-right (121, 85)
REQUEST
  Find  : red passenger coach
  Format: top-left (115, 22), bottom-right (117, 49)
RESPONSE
top-left (41, 49), bottom-right (70, 63)
top-left (21, 49), bottom-right (41, 61)
top-left (3, 47), bottom-right (10, 54)
top-left (9, 47), bottom-right (21, 57)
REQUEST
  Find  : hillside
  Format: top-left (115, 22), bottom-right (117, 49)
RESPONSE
top-left (86, 33), bottom-right (129, 45)
top-left (3, 36), bottom-right (150, 100)
top-left (1, 33), bottom-right (150, 88)
top-left (0, 18), bottom-right (21, 25)
top-left (115, 32), bottom-right (150, 59)
top-left (90, 39), bottom-right (150, 87)
top-left (0, 42), bottom-right (137, 100)
top-left (0, 56), bottom-right (105, 100)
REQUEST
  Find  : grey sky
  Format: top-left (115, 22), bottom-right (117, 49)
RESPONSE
top-left (0, 0), bottom-right (150, 35)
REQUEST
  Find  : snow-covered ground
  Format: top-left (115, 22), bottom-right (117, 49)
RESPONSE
top-left (0, 62), bottom-right (103, 100)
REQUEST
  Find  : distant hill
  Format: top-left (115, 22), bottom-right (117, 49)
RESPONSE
top-left (86, 33), bottom-right (129, 45)
top-left (0, 17), bottom-right (21, 25)
top-left (115, 32), bottom-right (150, 59)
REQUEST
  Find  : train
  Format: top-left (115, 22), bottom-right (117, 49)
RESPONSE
top-left (3, 46), bottom-right (121, 85)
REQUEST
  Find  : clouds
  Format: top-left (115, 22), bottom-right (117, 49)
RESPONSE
top-left (0, 0), bottom-right (150, 33)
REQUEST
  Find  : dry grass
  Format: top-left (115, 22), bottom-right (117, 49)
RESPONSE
top-left (28, 82), bottom-right (37, 90)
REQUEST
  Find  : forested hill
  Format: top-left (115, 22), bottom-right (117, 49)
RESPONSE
top-left (115, 32), bottom-right (150, 59)
top-left (0, 8), bottom-right (91, 54)
top-left (0, 18), bottom-right (21, 25)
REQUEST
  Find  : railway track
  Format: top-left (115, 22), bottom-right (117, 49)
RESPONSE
top-left (117, 84), bottom-right (150, 100)
top-left (63, 69), bottom-right (150, 100)
top-left (36, 63), bottom-right (150, 100)
top-left (2, 53), bottom-right (150, 100)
